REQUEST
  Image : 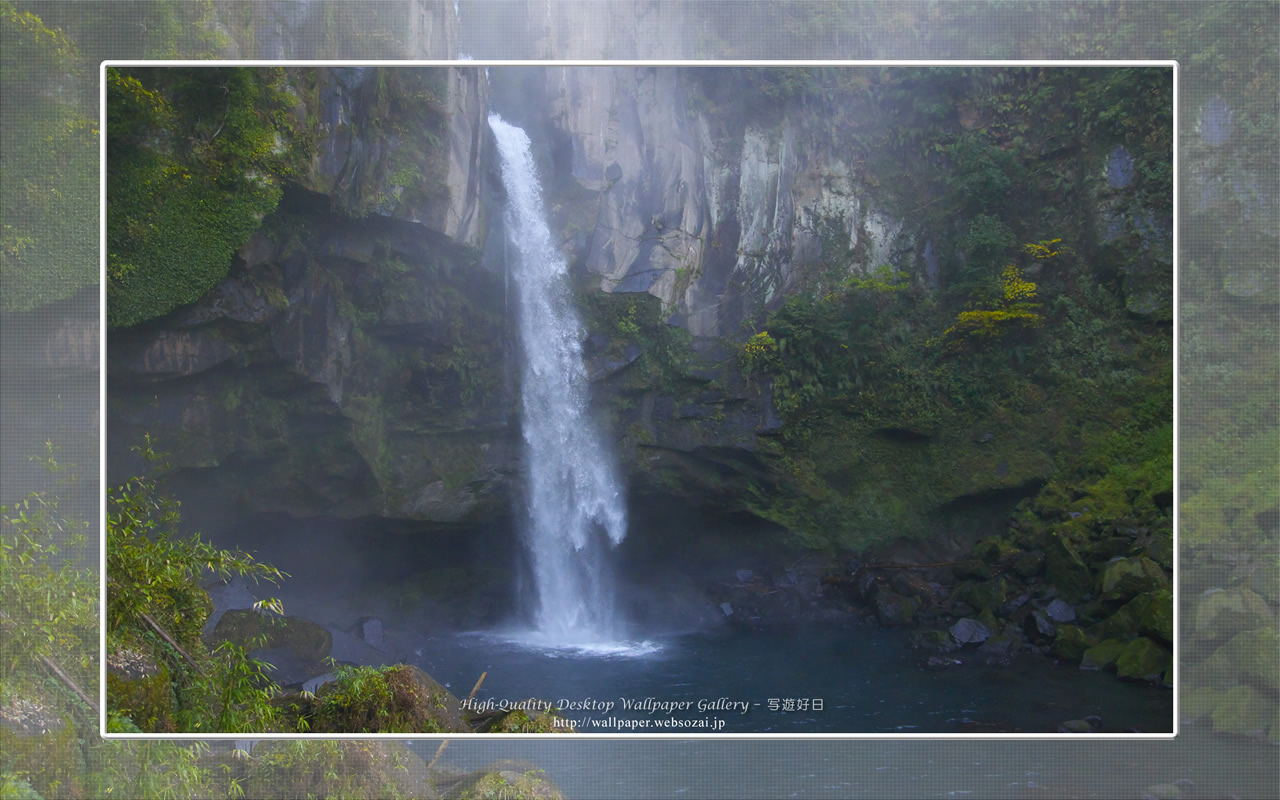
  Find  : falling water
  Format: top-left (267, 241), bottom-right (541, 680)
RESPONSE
top-left (488, 114), bottom-right (630, 647)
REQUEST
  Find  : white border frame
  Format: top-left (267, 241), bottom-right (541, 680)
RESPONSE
top-left (100, 59), bottom-right (1178, 740)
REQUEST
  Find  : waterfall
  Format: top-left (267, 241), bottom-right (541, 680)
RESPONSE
top-left (488, 114), bottom-right (629, 646)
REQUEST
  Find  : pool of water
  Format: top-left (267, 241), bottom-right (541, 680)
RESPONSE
top-left (407, 624), bottom-right (1171, 735)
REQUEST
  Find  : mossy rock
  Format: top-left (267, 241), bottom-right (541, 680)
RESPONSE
top-left (1244, 555), bottom-right (1280, 605)
top-left (211, 609), bottom-right (333, 665)
top-left (442, 761), bottom-right (564, 800)
top-left (310, 665), bottom-right (468, 734)
top-left (973, 537), bottom-right (1019, 565)
top-left (1009, 549), bottom-right (1045, 579)
top-left (1210, 685), bottom-right (1274, 738)
top-left (953, 558), bottom-right (993, 580)
top-left (105, 644), bottom-right (174, 732)
top-left (247, 739), bottom-right (436, 799)
top-left (476, 707), bottom-right (571, 733)
top-left (1050, 624), bottom-right (1095, 663)
top-left (1098, 556), bottom-right (1169, 603)
top-left (1101, 589), bottom-right (1173, 644)
top-left (1200, 627), bottom-right (1280, 693)
top-left (1115, 637), bottom-right (1170, 683)
top-left (955, 578), bottom-right (1006, 615)
top-left (909, 629), bottom-right (957, 652)
top-left (1192, 588), bottom-right (1273, 644)
top-left (875, 590), bottom-right (919, 626)
top-left (1079, 638), bottom-right (1128, 671)
top-left (1180, 686), bottom-right (1222, 723)
top-left (0, 698), bottom-right (82, 800)
top-left (1044, 533), bottom-right (1092, 601)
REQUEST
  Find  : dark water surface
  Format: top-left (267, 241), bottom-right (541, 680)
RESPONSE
top-left (408, 625), bottom-right (1171, 735)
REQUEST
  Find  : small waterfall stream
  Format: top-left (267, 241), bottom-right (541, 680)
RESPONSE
top-left (488, 114), bottom-right (634, 649)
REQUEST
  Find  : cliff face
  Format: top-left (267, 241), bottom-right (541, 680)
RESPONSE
top-left (105, 65), bottom-right (1174, 559)
top-left (108, 66), bottom-right (517, 525)
top-left (492, 66), bottom-right (901, 339)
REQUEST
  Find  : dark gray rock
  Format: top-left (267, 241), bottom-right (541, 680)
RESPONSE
top-left (1044, 598), bottom-right (1076, 623)
top-left (950, 617), bottom-right (992, 645)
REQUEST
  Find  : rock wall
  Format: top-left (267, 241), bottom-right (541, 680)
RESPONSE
top-left (492, 66), bottom-right (903, 338)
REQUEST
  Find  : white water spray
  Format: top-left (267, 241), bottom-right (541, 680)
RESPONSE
top-left (488, 115), bottom-right (631, 647)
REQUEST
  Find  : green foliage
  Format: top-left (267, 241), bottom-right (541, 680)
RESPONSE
top-left (106, 67), bottom-right (309, 328)
top-left (0, 2), bottom-right (98, 312)
top-left (106, 435), bottom-right (287, 732)
top-left (0, 443), bottom-right (94, 692)
top-left (738, 330), bottom-right (779, 377)
top-left (309, 665), bottom-right (446, 734)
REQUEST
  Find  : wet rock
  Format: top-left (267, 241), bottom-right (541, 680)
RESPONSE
top-left (1050, 625), bottom-right (1094, 663)
top-left (890, 570), bottom-right (937, 601)
top-left (1080, 638), bottom-right (1128, 671)
top-left (735, 569), bottom-right (754, 583)
top-left (1010, 549), bottom-right (1046, 579)
top-left (972, 537), bottom-right (1017, 564)
top-left (357, 616), bottom-right (385, 650)
top-left (953, 559), bottom-right (992, 581)
top-left (956, 578), bottom-right (1006, 615)
top-left (1044, 598), bottom-right (1076, 623)
top-left (1199, 627), bottom-right (1280, 692)
top-left (1210, 685), bottom-right (1272, 737)
top-left (910, 629), bottom-right (957, 652)
top-left (1045, 533), bottom-right (1092, 601)
top-left (1180, 687), bottom-right (1222, 724)
top-left (950, 617), bottom-right (992, 645)
top-left (1115, 637), bottom-right (1170, 683)
top-left (1099, 556), bottom-right (1169, 603)
top-left (211, 609), bottom-right (333, 667)
top-left (1192, 587), bottom-right (1272, 644)
top-left (1025, 610), bottom-right (1056, 640)
top-left (1122, 589), bottom-right (1174, 643)
top-left (979, 635), bottom-right (1015, 657)
top-left (105, 643), bottom-right (173, 731)
top-left (720, 602), bottom-right (734, 616)
top-left (1057, 718), bottom-right (1095, 733)
top-left (875, 590), bottom-right (919, 626)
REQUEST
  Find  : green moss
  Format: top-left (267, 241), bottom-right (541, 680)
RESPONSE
top-left (1210, 685), bottom-right (1274, 737)
top-left (308, 665), bottom-right (467, 734)
top-left (1080, 638), bottom-right (1128, 671)
top-left (106, 67), bottom-right (308, 328)
top-left (1115, 637), bottom-right (1170, 683)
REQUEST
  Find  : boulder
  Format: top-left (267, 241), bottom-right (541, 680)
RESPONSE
top-left (105, 643), bottom-right (173, 732)
top-left (1044, 598), bottom-right (1076, 623)
top-left (1210, 684), bottom-right (1273, 737)
top-left (1010, 549), bottom-right (1046, 579)
top-left (875, 590), bottom-right (919, 627)
top-left (1044, 533), bottom-right (1092, 601)
top-left (955, 578), bottom-right (1006, 615)
top-left (1115, 637), bottom-right (1170, 683)
top-left (211, 609), bottom-right (333, 667)
top-left (1180, 687), bottom-right (1221, 723)
top-left (1200, 627), bottom-right (1280, 692)
top-left (310, 665), bottom-right (468, 734)
top-left (1123, 589), bottom-right (1174, 644)
top-left (1098, 556), bottom-right (1169, 603)
top-left (1050, 625), bottom-right (1094, 663)
top-left (1080, 638), bottom-right (1128, 671)
top-left (442, 760), bottom-right (565, 800)
top-left (950, 617), bottom-right (992, 645)
top-left (1192, 587), bottom-right (1272, 644)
